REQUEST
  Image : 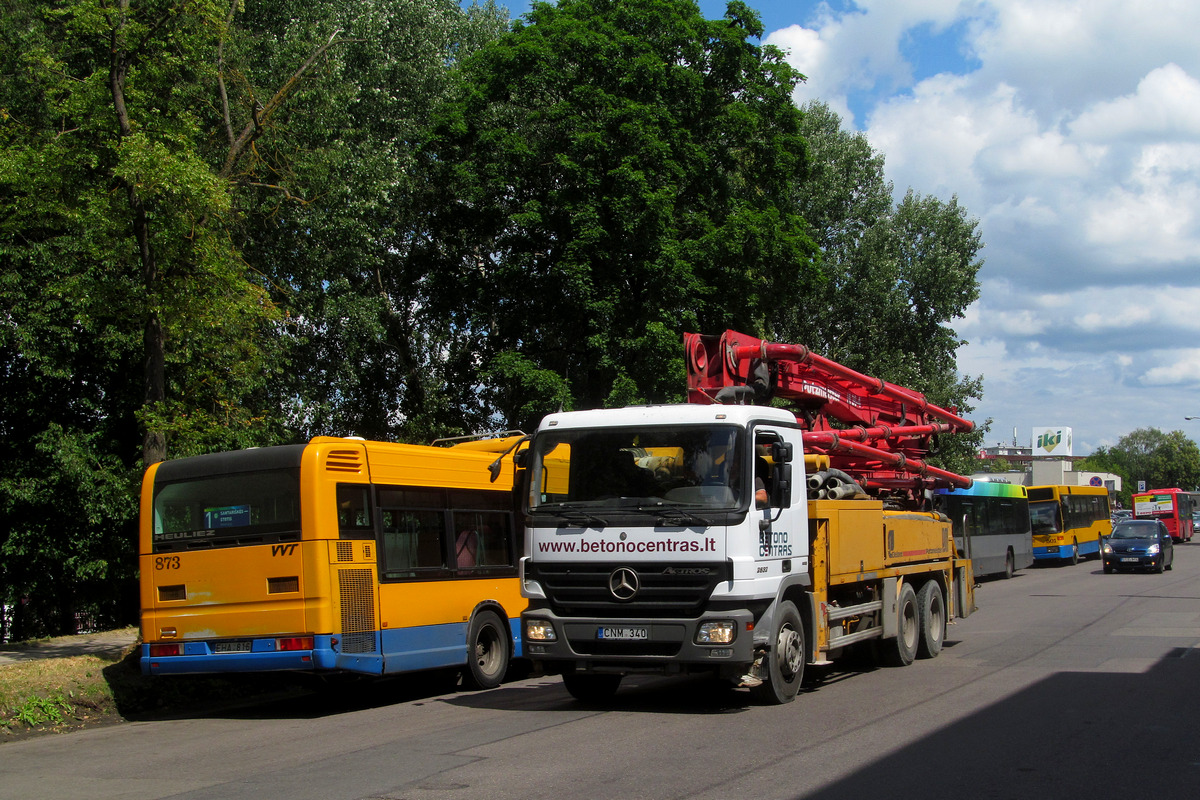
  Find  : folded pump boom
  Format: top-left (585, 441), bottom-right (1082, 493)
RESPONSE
top-left (684, 330), bottom-right (974, 507)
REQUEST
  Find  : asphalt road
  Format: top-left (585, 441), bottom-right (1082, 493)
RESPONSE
top-left (4, 547), bottom-right (1200, 800)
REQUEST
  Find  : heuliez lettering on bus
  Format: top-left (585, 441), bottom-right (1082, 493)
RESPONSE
top-left (155, 529), bottom-right (216, 542)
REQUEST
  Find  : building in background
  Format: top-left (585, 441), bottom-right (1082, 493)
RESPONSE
top-left (972, 426), bottom-right (1120, 500)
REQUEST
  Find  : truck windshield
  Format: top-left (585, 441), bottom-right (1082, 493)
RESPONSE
top-left (527, 425), bottom-right (745, 512)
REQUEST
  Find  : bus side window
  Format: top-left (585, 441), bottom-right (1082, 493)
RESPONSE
top-left (452, 511), bottom-right (513, 570)
top-left (337, 484), bottom-right (374, 540)
top-left (380, 509), bottom-right (445, 575)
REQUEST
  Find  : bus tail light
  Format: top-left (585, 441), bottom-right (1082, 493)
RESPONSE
top-left (150, 643), bottom-right (181, 657)
top-left (276, 636), bottom-right (314, 651)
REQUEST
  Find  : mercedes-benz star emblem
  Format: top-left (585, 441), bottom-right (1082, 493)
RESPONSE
top-left (608, 567), bottom-right (639, 601)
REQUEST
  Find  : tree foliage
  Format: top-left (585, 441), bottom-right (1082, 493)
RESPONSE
top-left (0, 0), bottom-right (506, 636)
top-left (421, 0), bottom-right (818, 431)
top-left (783, 101), bottom-right (986, 474)
top-left (244, 0), bottom-right (511, 443)
top-left (1083, 428), bottom-right (1200, 507)
top-left (0, 1), bottom-right (989, 635)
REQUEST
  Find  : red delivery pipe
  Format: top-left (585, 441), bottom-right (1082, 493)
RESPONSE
top-left (730, 342), bottom-right (974, 433)
top-left (803, 432), bottom-right (974, 489)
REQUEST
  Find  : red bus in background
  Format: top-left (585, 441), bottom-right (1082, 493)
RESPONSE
top-left (1131, 488), bottom-right (1196, 542)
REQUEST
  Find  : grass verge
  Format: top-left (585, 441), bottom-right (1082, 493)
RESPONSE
top-left (1, 632), bottom-right (311, 743)
top-left (1, 652), bottom-right (132, 739)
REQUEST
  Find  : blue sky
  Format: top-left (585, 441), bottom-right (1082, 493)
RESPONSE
top-left (491, 1), bottom-right (1200, 456)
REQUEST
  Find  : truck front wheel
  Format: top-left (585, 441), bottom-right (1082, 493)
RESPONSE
top-left (750, 601), bottom-right (805, 705)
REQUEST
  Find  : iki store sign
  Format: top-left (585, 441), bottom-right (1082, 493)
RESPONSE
top-left (1032, 427), bottom-right (1073, 458)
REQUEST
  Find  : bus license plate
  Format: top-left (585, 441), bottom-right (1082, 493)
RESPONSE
top-left (597, 626), bottom-right (648, 640)
top-left (213, 640), bottom-right (252, 653)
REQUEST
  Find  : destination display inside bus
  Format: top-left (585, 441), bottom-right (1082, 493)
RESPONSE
top-left (204, 505), bottom-right (252, 528)
top-left (1133, 494), bottom-right (1173, 515)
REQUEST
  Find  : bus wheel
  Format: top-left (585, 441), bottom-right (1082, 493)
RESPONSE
top-left (462, 610), bottom-right (510, 690)
top-left (750, 600), bottom-right (804, 704)
top-left (916, 581), bottom-right (945, 659)
top-left (1003, 549), bottom-right (1015, 579)
top-left (562, 672), bottom-right (622, 703)
top-left (883, 583), bottom-right (918, 667)
top-left (1069, 540), bottom-right (1079, 566)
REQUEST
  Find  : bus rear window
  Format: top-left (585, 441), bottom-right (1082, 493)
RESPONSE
top-left (153, 468), bottom-right (301, 552)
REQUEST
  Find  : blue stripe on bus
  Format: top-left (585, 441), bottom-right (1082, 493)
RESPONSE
top-left (1033, 539), bottom-right (1101, 560)
top-left (141, 618), bottom-right (524, 677)
top-left (378, 617), bottom-right (523, 673)
top-left (510, 616), bottom-right (523, 659)
top-left (140, 634), bottom-right (337, 676)
top-left (380, 622), bottom-right (467, 674)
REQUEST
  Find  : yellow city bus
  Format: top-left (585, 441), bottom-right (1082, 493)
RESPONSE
top-left (139, 435), bottom-right (525, 688)
top-left (1028, 484), bottom-right (1112, 564)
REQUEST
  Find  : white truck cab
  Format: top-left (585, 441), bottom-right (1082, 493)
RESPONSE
top-left (519, 404), bottom-right (808, 698)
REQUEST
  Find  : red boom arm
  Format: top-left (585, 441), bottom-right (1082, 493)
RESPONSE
top-left (684, 330), bottom-right (974, 500)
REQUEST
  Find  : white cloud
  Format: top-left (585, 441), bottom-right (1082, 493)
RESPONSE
top-left (1080, 140), bottom-right (1200, 263)
top-left (1070, 64), bottom-right (1200, 141)
top-left (1072, 286), bottom-right (1200, 329)
top-left (1142, 351), bottom-right (1200, 386)
top-left (758, 0), bottom-right (1200, 450)
top-left (765, 0), bottom-right (980, 128)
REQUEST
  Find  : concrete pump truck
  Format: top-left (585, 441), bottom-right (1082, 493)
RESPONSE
top-left (501, 330), bottom-right (977, 704)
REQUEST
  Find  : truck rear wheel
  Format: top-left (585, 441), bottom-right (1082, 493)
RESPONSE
top-left (916, 581), bottom-right (944, 659)
top-left (562, 672), bottom-right (622, 703)
top-left (883, 583), bottom-right (918, 667)
top-left (750, 601), bottom-right (804, 705)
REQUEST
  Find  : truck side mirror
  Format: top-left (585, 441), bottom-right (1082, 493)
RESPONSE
top-left (772, 463), bottom-right (793, 509)
top-left (771, 442), bottom-right (794, 464)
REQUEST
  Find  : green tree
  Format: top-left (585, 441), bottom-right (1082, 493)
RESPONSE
top-left (0, 0), bottom-right (501, 635)
top-left (245, 0), bottom-right (511, 443)
top-left (976, 457), bottom-right (1013, 474)
top-left (422, 0), bottom-right (818, 430)
top-left (1076, 447), bottom-right (1132, 508)
top-left (1086, 428), bottom-right (1200, 502)
top-left (781, 101), bottom-right (986, 475)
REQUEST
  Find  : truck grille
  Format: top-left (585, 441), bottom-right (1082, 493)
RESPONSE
top-left (532, 561), bottom-right (729, 619)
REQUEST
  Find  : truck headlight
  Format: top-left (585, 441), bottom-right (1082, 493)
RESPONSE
top-left (525, 620), bottom-right (557, 641)
top-left (695, 621), bottom-right (735, 645)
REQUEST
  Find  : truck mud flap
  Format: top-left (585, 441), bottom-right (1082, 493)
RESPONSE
top-left (954, 564), bottom-right (976, 618)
